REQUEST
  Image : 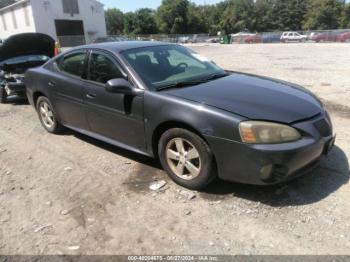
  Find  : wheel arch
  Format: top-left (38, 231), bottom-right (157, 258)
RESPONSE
top-left (32, 91), bottom-right (48, 107)
top-left (151, 120), bottom-right (210, 160)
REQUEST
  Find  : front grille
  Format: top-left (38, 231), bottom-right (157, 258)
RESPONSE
top-left (314, 118), bottom-right (332, 137)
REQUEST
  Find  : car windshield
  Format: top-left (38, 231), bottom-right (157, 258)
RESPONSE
top-left (0, 55), bottom-right (50, 65)
top-left (121, 45), bottom-right (226, 90)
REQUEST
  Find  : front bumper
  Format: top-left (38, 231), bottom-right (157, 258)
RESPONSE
top-left (5, 82), bottom-right (26, 96)
top-left (205, 114), bottom-right (335, 185)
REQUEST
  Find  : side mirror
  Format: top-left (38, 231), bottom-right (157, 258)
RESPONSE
top-left (105, 78), bottom-right (137, 95)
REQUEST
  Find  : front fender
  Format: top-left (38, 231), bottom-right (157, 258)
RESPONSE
top-left (144, 91), bottom-right (245, 155)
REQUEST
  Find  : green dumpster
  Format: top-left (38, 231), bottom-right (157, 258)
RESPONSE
top-left (222, 35), bottom-right (231, 44)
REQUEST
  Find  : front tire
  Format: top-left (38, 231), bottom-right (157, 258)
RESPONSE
top-left (36, 96), bottom-right (64, 134)
top-left (158, 128), bottom-right (216, 190)
top-left (0, 86), bottom-right (7, 104)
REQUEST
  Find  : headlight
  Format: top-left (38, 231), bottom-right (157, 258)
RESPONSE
top-left (239, 121), bottom-right (301, 144)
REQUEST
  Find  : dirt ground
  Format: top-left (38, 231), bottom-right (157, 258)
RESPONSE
top-left (190, 43), bottom-right (350, 111)
top-left (0, 44), bottom-right (350, 255)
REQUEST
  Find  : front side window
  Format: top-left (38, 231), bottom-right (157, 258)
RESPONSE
top-left (58, 52), bottom-right (86, 77)
top-left (88, 53), bottom-right (123, 84)
top-left (122, 45), bottom-right (224, 89)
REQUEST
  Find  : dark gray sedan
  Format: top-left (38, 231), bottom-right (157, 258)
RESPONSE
top-left (25, 41), bottom-right (335, 189)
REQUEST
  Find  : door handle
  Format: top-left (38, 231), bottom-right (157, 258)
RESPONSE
top-left (48, 81), bottom-right (56, 87)
top-left (86, 93), bottom-right (97, 99)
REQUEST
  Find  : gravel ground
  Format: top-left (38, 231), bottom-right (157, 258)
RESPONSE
top-left (0, 44), bottom-right (349, 255)
top-left (190, 43), bottom-right (350, 112)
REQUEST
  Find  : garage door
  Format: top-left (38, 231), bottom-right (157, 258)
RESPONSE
top-left (55, 19), bottom-right (85, 47)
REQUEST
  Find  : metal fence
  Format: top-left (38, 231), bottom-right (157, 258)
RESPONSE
top-left (57, 29), bottom-right (350, 47)
top-left (58, 34), bottom-right (214, 46)
top-left (230, 29), bottom-right (350, 44)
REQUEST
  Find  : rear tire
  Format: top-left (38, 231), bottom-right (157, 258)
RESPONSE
top-left (0, 86), bottom-right (7, 104)
top-left (158, 128), bottom-right (216, 190)
top-left (36, 96), bottom-right (64, 134)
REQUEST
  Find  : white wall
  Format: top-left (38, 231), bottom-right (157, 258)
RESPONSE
top-left (0, 1), bottom-right (36, 39)
top-left (30, 0), bottom-right (106, 42)
top-left (78, 0), bottom-right (107, 42)
top-left (0, 0), bottom-right (107, 42)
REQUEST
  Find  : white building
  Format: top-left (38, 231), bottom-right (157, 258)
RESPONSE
top-left (0, 0), bottom-right (107, 46)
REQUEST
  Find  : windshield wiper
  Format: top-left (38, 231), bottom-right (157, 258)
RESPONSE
top-left (157, 79), bottom-right (206, 91)
top-left (201, 72), bottom-right (229, 82)
top-left (157, 72), bottom-right (229, 91)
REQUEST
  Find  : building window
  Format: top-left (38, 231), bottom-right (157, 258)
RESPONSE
top-left (23, 3), bottom-right (30, 26)
top-left (62, 0), bottom-right (79, 16)
top-left (90, 4), bottom-right (101, 14)
top-left (11, 8), bottom-right (17, 29)
top-left (0, 14), bottom-right (7, 31)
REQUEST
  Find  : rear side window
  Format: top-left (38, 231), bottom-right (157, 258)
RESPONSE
top-left (58, 52), bottom-right (86, 77)
top-left (88, 53), bottom-right (123, 84)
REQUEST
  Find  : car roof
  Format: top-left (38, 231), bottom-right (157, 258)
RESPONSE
top-left (70, 41), bottom-right (175, 54)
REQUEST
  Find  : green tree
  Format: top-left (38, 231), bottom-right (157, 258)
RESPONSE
top-left (156, 0), bottom-right (189, 34)
top-left (186, 3), bottom-right (227, 35)
top-left (303, 0), bottom-right (344, 30)
top-left (268, 0), bottom-right (309, 31)
top-left (105, 8), bottom-right (124, 35)
top-left (123, 12), bottom-right (136, 34)
top-left (208, 1), bottom-right (230, 35)
top-left (340, 2), bottom-right (350, 28)
top-left (220, 0), bottom-right (255, 33)
top-left (124, 9), bottom-right (158, 35)
top-left (102, 0), bottom-right (349, 36)
top-left (133, 8), bottom-right (158, 34)
top-left (187, 4), bottom-right (210, 33)
top-left (254, 0), bottom-right (273, 32)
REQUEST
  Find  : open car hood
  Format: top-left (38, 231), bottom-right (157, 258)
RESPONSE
top-left (0, 33), bottom-right (55, 63)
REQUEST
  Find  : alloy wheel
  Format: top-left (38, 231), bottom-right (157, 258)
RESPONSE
top-left (165, 138), bottom-right (201, 180)
top-left (39, 101), bottom-right (55, 129)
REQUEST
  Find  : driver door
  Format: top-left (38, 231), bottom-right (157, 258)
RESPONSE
top-left (83, 50), bottom-right (146, 151)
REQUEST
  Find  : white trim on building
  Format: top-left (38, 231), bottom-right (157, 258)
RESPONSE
top-left (0, 0), bottom-right (107, 46)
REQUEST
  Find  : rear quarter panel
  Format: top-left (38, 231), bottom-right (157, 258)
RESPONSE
top-left (25, 67), bottom-right (53, 107)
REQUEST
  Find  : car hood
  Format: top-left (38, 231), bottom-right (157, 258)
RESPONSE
top-left (0, 33), bottom-right (55, 63)
top-left (163, 72), bottom-right (323, 123)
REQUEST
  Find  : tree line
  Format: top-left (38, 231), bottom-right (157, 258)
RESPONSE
top-left (105, 0), bottom-right (350, 36)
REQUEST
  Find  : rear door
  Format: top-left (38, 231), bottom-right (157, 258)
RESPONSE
top-left (51, 51), bottom-right (89, 130)
top-left (83, 50), bottom-right (146, 151)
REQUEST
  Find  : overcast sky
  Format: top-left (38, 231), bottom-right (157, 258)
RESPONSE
top-left (100, 0), bottom-right (224, 12)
